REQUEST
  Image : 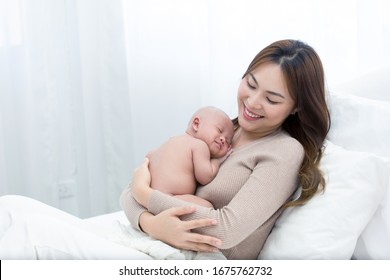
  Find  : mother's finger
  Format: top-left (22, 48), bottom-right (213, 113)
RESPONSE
top-left (164, 205), bottom-right (196, 217)
top-left (187, 231), bottom-right (222, 248)
top-left (183, 217), bottom-right (218, 231)
top-left (185, 241), bottom-right (219, 253)
top-left (134, 157), bottom-right (150, 173)
top-left (164, 206), bottom-right (218, 229)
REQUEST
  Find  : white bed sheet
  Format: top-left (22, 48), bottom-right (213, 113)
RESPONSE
top-left (84, 211), bottom-right (226, 260)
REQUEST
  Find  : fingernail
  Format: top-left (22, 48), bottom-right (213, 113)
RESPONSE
top-left (211, 220), bottom-right (217, 225)
top-left (215, 240), bottom-right (222, 246)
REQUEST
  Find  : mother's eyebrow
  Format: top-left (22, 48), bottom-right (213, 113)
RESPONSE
top-left (249, 73), bottom-right (285, 99)
top-left (267, 90), bottom-right (285, 99)
top-left (249, 73), bottom-right (258, 85)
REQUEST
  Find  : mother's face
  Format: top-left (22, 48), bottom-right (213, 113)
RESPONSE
top-left (237, 63), bottom-right (296, 138)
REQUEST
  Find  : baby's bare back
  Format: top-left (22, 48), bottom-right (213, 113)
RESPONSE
top-left (148, 134), bottom-right (199, 195)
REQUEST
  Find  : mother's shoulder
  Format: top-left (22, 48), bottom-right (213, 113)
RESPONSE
top-left (271, 130), bottom-right (304, 155)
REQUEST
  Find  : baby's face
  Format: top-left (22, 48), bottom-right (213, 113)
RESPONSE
top-left (202, 115), bottom-right (234, 158)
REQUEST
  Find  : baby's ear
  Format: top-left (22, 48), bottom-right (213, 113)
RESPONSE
top-left (191, 116), bottom-right (200, 131)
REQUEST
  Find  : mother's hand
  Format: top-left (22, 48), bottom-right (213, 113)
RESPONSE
top-left (140, 206), bottom-right (222, 253)
top-left (131, 158), bottom-right (153, 208)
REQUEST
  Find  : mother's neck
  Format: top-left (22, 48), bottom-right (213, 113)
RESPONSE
top-left (232, 127), bottom-right (281, 148)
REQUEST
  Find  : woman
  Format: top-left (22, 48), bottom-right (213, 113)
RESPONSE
top-left (121, 39), bottom-right (331, 259)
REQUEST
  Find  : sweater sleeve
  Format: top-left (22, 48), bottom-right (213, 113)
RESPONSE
top-left (148, 137), bottom-right (304, 249)
top-left (119, 182), bottom-right (148, 231)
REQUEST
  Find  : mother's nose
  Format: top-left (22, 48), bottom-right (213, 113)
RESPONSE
top-left (247, 94), bottom-right (263, 109)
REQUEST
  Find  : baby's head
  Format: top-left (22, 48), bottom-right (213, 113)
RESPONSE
top-left (187, 106), bottom-right (234, 158)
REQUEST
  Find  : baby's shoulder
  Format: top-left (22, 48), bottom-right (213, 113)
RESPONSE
top-left (166, 134), bottom-right (205, 148)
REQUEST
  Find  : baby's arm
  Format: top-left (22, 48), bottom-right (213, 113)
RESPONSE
top-left (192, 142), bottom-right (221, 186)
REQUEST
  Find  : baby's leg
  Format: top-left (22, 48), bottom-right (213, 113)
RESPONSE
top-left (174, 194), bottom-right (214, 208)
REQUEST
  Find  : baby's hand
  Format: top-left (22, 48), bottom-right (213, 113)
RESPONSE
top-left (219, 146), bottom-right (233, 164)
top-left (145, 148), bottom-right (157, 159)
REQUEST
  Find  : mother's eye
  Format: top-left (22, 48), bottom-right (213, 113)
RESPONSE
top-left (267, 97), bottom-right (279, 105)
top-left (246, 81), bottom-right (256, 89)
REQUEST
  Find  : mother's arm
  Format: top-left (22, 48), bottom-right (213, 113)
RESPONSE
top-left (119, 182), bottom-right (148, 231)
top-left (120, 158), bottom-right (222, 252)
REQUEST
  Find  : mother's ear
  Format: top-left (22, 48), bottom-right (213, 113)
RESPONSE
top-left (291, 108), bottom-right (300, 115)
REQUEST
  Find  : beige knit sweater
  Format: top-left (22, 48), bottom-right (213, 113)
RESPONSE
top-left (120, 129), bottom-right (304, 259)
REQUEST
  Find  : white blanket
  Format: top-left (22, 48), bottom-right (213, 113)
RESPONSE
top-left (104, 220), bottom-right (226, 260)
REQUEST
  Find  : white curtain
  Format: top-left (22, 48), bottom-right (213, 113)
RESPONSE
top-left (0, 0), bottom-right (134, 218)
top-left (1, 0), bottom-right (389, 217)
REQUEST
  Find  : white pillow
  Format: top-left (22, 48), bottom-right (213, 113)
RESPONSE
top-left (353, 178), bottom-right (390, 259)
top-left (327, 91), bottom-right (390, 158)
top-left (326, 91), bottom-right (390, 259)
top-left (258, 141), bottom-right (389, 259)
top-left (333, 66), bottom-right (390, 102)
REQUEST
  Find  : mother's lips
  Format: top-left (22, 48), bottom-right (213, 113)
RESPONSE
top-left (243, 105), bottom-right (263, 119)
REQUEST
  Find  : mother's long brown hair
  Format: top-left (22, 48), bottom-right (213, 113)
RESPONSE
top-left (236, 39), bottom-right (331, 207)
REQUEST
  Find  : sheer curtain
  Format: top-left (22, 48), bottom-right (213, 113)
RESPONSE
top-left (0, 0), bottom-right (134, 218)
top-left (1, 0), bottom-right (389, 218)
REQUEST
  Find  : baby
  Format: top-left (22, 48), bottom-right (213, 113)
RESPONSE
top-left (146, 106), bottom-right (234, 208)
